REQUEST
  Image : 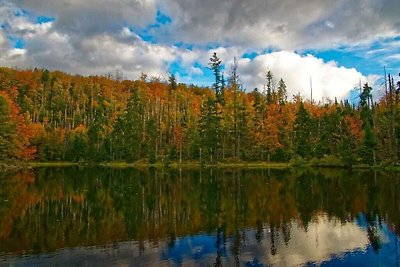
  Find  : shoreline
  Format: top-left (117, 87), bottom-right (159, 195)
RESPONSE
top-left (0, 160), bottom-right (399, 171)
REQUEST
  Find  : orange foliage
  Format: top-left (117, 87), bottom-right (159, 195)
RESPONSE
top-left (343, 115), bottom-right (362, 139)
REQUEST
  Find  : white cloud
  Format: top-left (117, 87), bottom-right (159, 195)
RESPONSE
top-left (0, 26), bottom-right (26, 66)
top-left (9, 0), bottom-right (400, 51)
top-left (0, 31), bottom-right (7, 48)
top-left (24, 30), bottom-right (178, 78)
top-left (238, 215), bottom-right (376, 267)
top-left (386, 54), bottom-right (400, 61)
top-left (159, 0), bottom-right (400, 50)
top-left (236, 51), bottom-right (365, 101)
top-left (11, 0), bottom-right (157, 36)
top-left (0, 2), bottom-right (178, 79)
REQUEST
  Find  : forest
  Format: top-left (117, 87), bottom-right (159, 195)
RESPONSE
top-left (0, 53), bottom-right (399, 167)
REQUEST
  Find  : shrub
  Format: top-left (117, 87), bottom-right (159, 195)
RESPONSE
top-left (289, 155), bottom-right (308, 166)
top-left (310, 155), bottom-right (343, 167)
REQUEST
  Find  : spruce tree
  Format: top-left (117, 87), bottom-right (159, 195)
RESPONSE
top-left (209, 52), bottom-right (223, 104)
top-left (294, 102), bottom-right (312, 158)
top-left (360, 83), bottom-right (376, 164)
top-left (124, 89), bottom-right (144, 162)
top-left (266, 71), bottom-right (274, 105)
top-left (199, 97), bottom-right (220, 162)
top-left (277, 78), bottom-right (287, 105)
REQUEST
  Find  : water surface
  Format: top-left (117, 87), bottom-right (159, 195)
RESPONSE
top-left (0, 167), bottom-right (399, 266)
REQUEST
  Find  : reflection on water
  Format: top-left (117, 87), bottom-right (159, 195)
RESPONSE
top-left (0, 168), bottom-right (399, 266)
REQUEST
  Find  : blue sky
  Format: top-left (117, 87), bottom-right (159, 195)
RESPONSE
top-left (0, 0), bottom-right (399, 101)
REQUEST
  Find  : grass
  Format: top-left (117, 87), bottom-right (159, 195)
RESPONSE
top-left (1, 159), bottom-right (399, 171)
top-left (211, 162), bottom-right (290, 169)
top-left (100, 160), bottom-right (288, 169)
top-left (1, 160), bottom-right (290, 170)
top-left (26, 162), bottom-right (81, 167)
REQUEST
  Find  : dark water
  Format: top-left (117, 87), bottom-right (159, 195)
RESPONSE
top-left (0, 167), bottom-right (399, 266)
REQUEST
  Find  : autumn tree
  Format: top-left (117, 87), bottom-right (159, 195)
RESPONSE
top-left (0, 94), bottom-right (17, 160)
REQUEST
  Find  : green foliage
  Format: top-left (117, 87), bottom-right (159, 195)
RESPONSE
top-left (294, 103), bottom-right (312, 159)
top-left (289, 155), bottom-right (308, 166)
top-left (277, 78), bottom-right (287, 105)
top-left (310, 155), bottom-right (343, 167)
top-left (266, 70), bottom-right (274, 105)
top-left (112, 89), bottom-right (144, 162)
top-left (0, 96), bottom-right (17, 160)
top-left (146, 117), bottom-right (157, 164)
top-left (66, 132), bottom-right (87, 162)
top-left (209, 52), bottom-right (224, 104)
top-left (199, 97), bottom-right (220, 162)
top-left (168, 145), bottom-right (177, 161)
top-left (359, 83), bottom-right (377, 165)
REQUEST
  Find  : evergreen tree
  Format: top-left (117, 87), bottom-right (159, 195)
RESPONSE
top-left (66, 129), bottom-right (88, 162)
top-left (168, 73), bottom-right (177, 91)
top-left (360, 83), bottom-right (376, 164)
top-left (124, 89), bottom-right (144, 162)
top-left (111, 113), bottom-right (127, 160)
top-left (277, 78), bottom-right (287, 105)
top-left (230, 57), bottom-right (241, 157)
top-left (266, 71), bottom-right (274, 105)
top-left (146, 117), bottom-right (157, 163)
top-left (339, 124), bottom-right (357, 168)
top-left (87, 105), bottom-right (108, 161)
top-left (199, 97), bottom-right (220, 162)
top-left (294, 102), bottom-right (312, 158)
top-left (209, 52), bottom-right (223, 104)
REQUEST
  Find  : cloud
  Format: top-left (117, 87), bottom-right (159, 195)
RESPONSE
top-left (241, 215), bottom-right (373, 267)
top-left (9, 0), bottom-right (400, 51)
top-left (236, 51), bottom-right (365, 100)
top-left (0, 6), bottom-right (27, 66)
top-left (11, 0), bottom-right (157, 36)
top-left (0, 4), bottom-right (177, 79)
top-left (159, 0), bottom-right (400, 50)
top-left (22, 27), bottom-right (178, 78)
top-left (178, 46), bottom-right (244, 71)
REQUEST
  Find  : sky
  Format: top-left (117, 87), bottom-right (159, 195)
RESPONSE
top-left (0, 0), bottom-right (399, 101)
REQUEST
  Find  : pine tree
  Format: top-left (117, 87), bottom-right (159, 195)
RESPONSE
top-left (87, 105), bottom-right (108, 161)
top-left (266, 71), bottom-right (274, 105)
top-left (168, 73), bottom-right (177, 91)
top-left (360, 83), bottom-right (376, 164)
top-left (124, 89), bottom-right (144, 162)
top-left (199, 97), bottom-right (220, 162)
top-left (209, 52), bottom-right (223, 104)
top-left (294, 102), bottom-right (312, 158)
top-left (277, 78), bottom-right (287, 105)
top-left (230, 57), bottom-right (241, 157)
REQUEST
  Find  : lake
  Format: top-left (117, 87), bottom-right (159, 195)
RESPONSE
top-left (0, 167), bottom-right (399, 266)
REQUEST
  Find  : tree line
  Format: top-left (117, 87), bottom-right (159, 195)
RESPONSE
top-left (0, 54), bottom-right (399, 166)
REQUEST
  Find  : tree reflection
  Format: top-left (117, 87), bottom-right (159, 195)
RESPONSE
top-left (0, 167), bottom-right (399, 257)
